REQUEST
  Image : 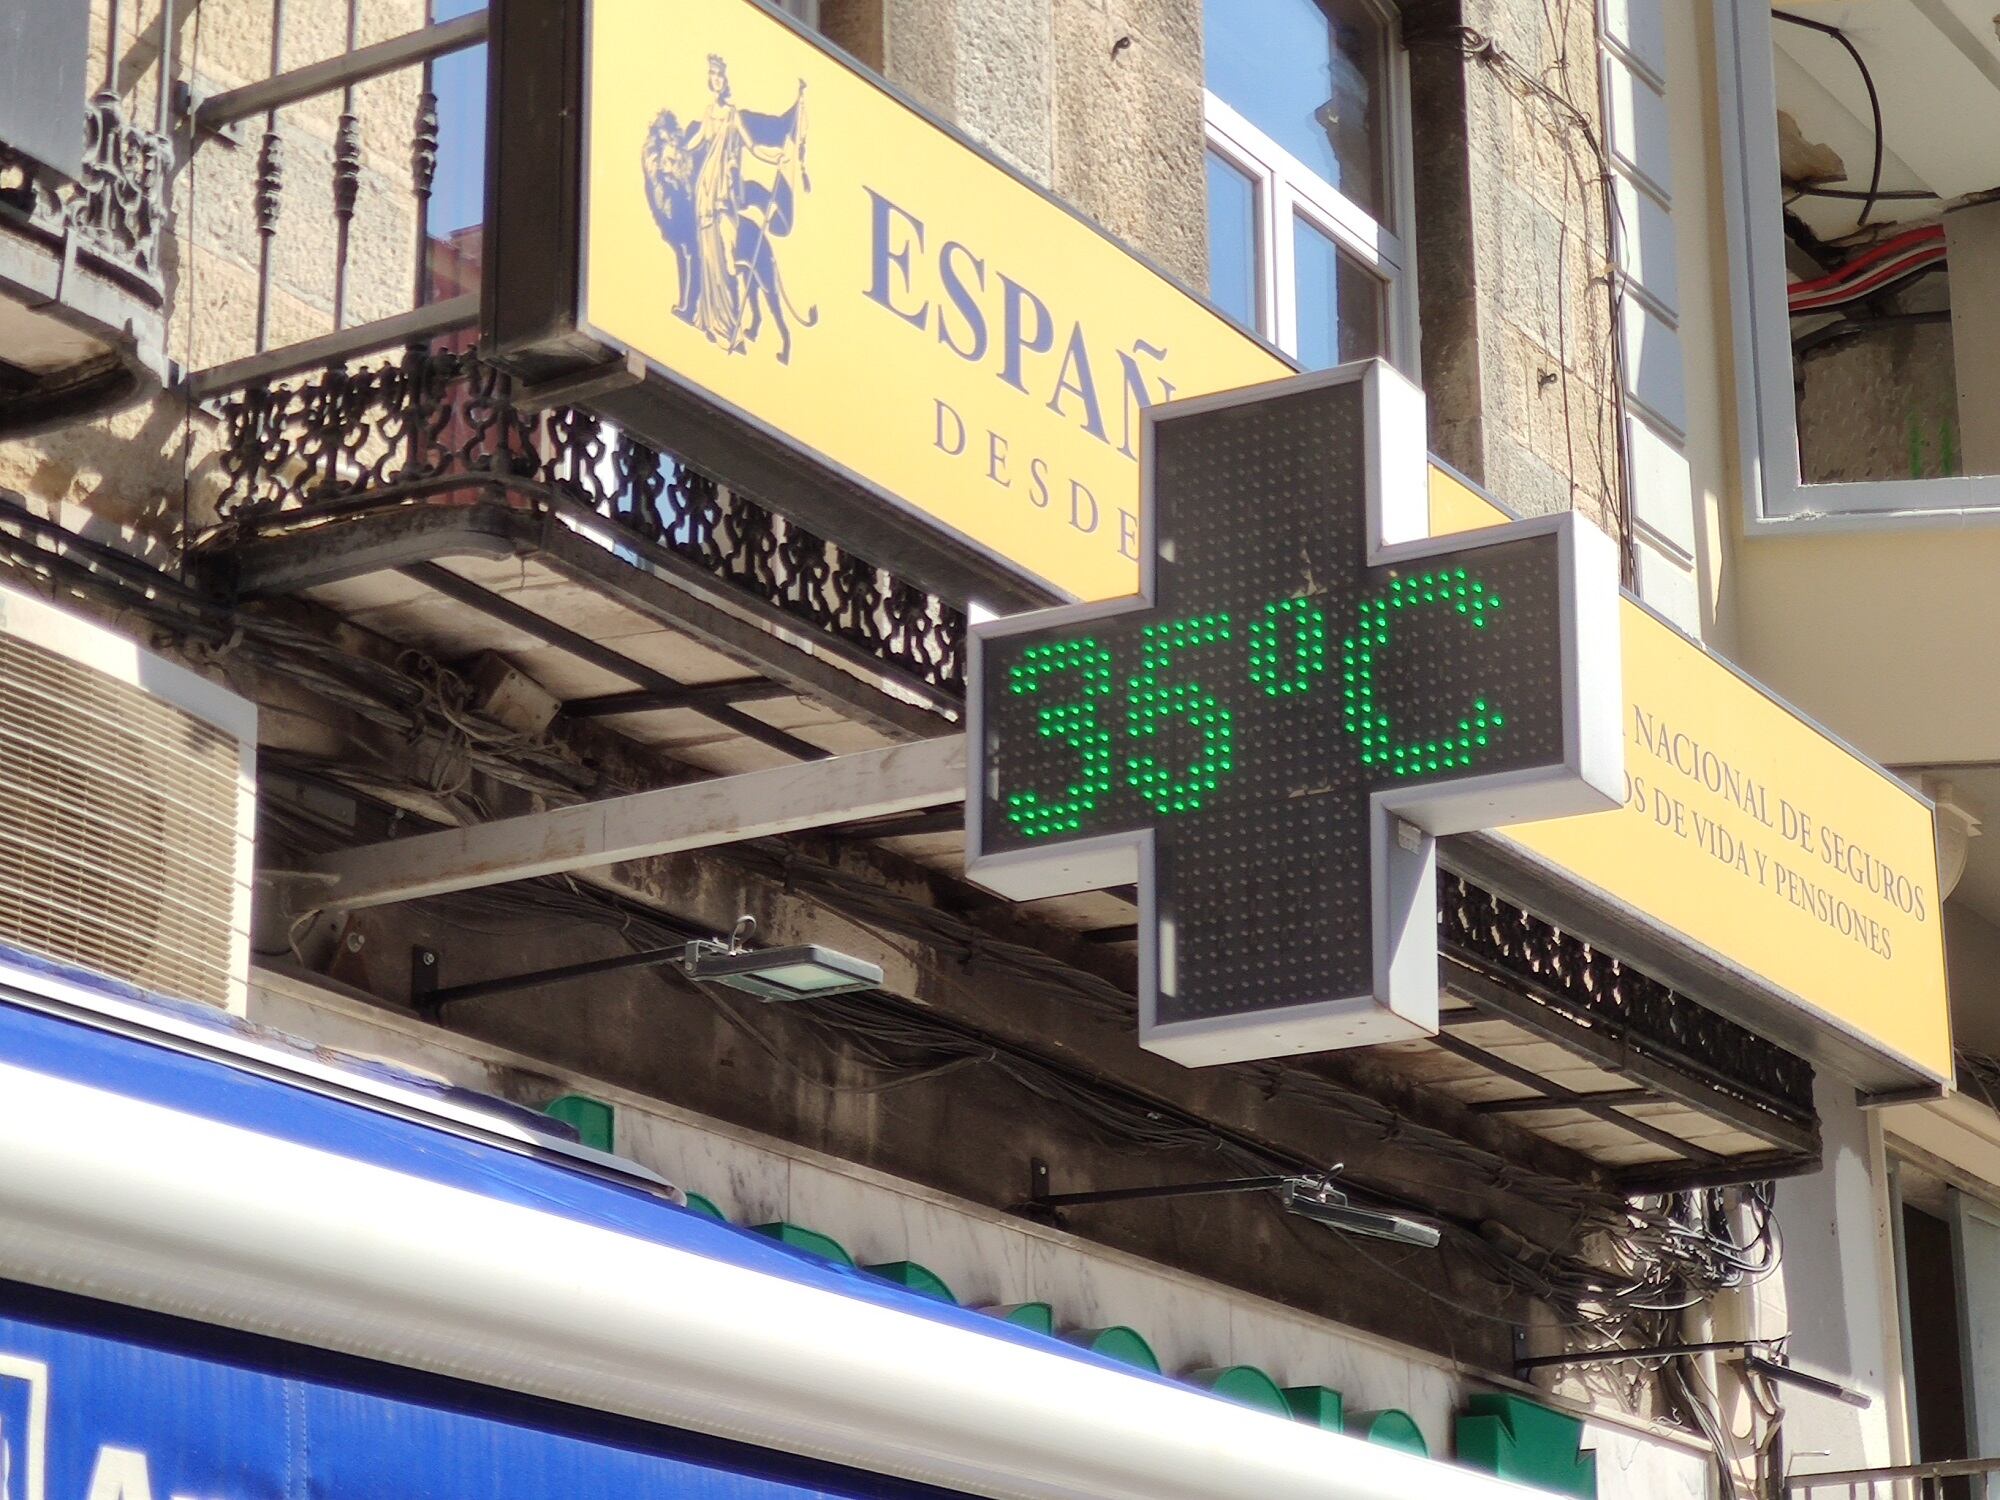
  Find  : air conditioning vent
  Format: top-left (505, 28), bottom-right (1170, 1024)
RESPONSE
top-left (0, 586), bottom-right (255, 1010)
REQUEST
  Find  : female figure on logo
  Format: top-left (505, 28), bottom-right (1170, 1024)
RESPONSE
top-left (684, 55), bottom-right (802, 352)
top-left (688, 55), bottom-right (762, 349)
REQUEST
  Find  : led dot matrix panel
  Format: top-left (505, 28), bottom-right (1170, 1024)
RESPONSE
top-left (968, 363), bottom-right (1623, 1065)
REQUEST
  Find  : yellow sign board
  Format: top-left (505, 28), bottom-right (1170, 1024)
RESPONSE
top-left (1430, 469), bottom-right (1952, 1086)
top-left (579, 0), bottom-right (1289, 603)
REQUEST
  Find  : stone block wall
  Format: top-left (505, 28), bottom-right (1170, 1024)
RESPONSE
top-left (826, 0), bottom-right (1207, 291)
top-left (1, 0), bottom-right (428, 556)
top-left (836, 0), bottom-right (1623, 549)
top-left (15, 0), bottom-right (1636, 571)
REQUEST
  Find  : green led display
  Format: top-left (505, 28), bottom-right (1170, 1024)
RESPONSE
top-left (972, 372), bottom-right (1579, 1041)
top-left (1004, 580), bottom-right (1511, 837)
top-left (1342, 569), bottom-right (1505, 777)
top-left (1005, 637), bottom-right (1114, 838)
top-left (1129, 614), bottom-right (1234, 818)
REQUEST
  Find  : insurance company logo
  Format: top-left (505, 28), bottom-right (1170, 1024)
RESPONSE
top-left (642, 53), bottom-right (819, 364)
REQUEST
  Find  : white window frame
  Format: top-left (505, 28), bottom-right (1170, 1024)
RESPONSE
top-left (1715, 0), bottom-right (2000, 531)
top-left (771, 0), bottom-right (821, 29)
top-left (1201, 0), bottom-right (1420, 376)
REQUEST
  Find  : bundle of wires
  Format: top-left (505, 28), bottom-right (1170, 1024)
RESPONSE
top-left (2, 496), bottom-right (1784, 1348)
top-left (267, 767), bottom-right (1785, 1344)
top-left (1787, 224), bottom-right (1945, 316)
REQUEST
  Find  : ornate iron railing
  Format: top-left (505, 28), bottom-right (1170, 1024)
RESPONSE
top-left (1440, 873), bottom-right (1818, 1127)
top-left (210, 344), bottom-right (969, 698)
top-left (0, 91), bottom-right (170, 302)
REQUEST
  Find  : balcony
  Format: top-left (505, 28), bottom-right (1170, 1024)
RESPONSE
top-left (0, 1), bottom-right (170, 434)
top-left (196, 343), bottom-right (964, 760)
top-left (133, 19), bottom-right (1874, 1348)
top-left (191, 338), bottom-right (1826, 1201)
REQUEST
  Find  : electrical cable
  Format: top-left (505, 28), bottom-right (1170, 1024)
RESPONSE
top-left (0, 491), bottom-right (590, 804)
top-left (1772, 10), bottom-right (1886, 229)
top-left (1791, 307), bottom-right (1949, 360)
top-left (1421, 21), bottom-right (1637, 586)
top-left (0, 502), bottom-right (1787, 1343)
top-left (268, 765), bottom-right (1785, 1335)
top-left (1788, 186), bottom-right (1938, 204)
top-left (1786, 224), bottom-right (1946, 315)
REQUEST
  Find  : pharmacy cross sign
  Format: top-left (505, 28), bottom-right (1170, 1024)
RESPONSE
top-left (966, 363), bottom-right (1624, 1065)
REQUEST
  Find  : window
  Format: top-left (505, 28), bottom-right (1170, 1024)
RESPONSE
top-left (1203, 0), bottom-right (1412, 371)
top-left (421, 0), bottom-right (490, 307)
top-left (1720, 3), bottom-right (2000, 526)
top-left (1892, 1162), bottom-right (2000, 1499)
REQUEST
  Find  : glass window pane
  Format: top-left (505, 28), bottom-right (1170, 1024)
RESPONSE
top-left (423, 0), bottom-right (489, 303)
top-left (1206, 149), bottom-right (1260, 332)
top-left (1294, 216), bottom-right (1383, 369)
top-left (1205, 0), bottom-right (1388, 222)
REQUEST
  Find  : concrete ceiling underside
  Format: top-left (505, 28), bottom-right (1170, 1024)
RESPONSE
top-left (220, 499), bottom-right (1821, 1193)
top-left (1771, 0), bottom-right (2000, 241)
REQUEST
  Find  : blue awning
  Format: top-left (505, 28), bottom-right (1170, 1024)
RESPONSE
top-left (0, 945), bottom-right (1538, 1500)
top-left (0, 943), bottom-right (1164, 1386)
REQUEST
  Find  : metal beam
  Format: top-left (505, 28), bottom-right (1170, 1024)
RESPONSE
top-left (533, 492), bottom-right (962, 734)
top-left (1428, 1026), bottom-right (1727, 1165)
top-left (829, 806), bottom-right (969, 841)
top-left (1442, 955), bottom-right (1818, 1158)
top-left (187, 296), bottom-right (479, 401)
top-left (1472, 1088), bottom-right (1658, 1115)
top-left (194, 13), bottom-right (488, 130)
top-left (308, 735), bottom-right (967, 909)
top-left (563, 681), bottom-right (792, 719)
top-left (218, 499), bottom-right (954, 743)
top-left (402, 562), bottom-right (830, 762)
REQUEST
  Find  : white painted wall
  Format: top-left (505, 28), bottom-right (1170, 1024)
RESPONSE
top-left (1754, 1075), bottom-right (1910, 1476)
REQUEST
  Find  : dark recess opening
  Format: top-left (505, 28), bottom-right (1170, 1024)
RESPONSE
top-left (1905, 1201), bottom-right (1972, 1500)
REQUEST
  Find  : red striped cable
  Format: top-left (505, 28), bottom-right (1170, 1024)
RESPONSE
top-left (1788, 223), bottom-right (1945, 314)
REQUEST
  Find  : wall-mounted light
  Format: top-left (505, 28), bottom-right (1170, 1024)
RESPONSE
top-left (1275, 1176), bottom-right (1441, 1247)
top-left (681, 916), bottom-right (883, 1003)
top-left (1027, 1159), bottom-right (1441, 1249)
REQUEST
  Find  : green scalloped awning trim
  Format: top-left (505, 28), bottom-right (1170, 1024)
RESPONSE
top-left (680, 1191), bottom-right (727, 1221)
top-left (1283, 1385), bottom-right (1346, 1430)
top-left (543, 1094), bottom-right (614, 1152)
top-left (1063, 1326), bottom-right (1160, 1373)
top-left (1186, 1365), bottom-right (1290, 1417)
top-left (747, 1222), bottom-right (856, 1267)
top-left (864, 1261), bottom-right (958, 1304)
top-left (1455, 1393), bottom-right (1597, 1498)
top-left (1348, 1409), bottom-right (1429, 1457)
top-left (981, 1302), bottom-right (1056, 1335)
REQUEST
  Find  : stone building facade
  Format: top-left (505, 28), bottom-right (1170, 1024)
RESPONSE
top-left (8, 2), bottom-right (1976, 1497)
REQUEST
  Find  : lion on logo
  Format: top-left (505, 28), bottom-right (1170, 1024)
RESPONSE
top-left (642, 72), bottom-right (818, 364)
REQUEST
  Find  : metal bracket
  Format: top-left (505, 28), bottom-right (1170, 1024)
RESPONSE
top-left (513, 350), bottom-right (648, 415)
top-left (1023, 1157), bottom-right (1059, 1223)
top-left (1856, 1081), bottom-right (1947, 1109)
top-left (1514, 1339), bottom-right (1871, 1409)
top-left (407, 942), bottom-right (688, 1021)
top-left (410, 945), bottom-right (440, 1018)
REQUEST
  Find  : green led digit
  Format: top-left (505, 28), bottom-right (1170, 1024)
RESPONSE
top-left (1005, 637), bottom-right (1115, 838)
top-left (1247, 597), bottom-right (1328, 697)
top-left (1341, 568), bottom-right (1506, 777)
top-left (1126, 613), bottom-right (1235, 816)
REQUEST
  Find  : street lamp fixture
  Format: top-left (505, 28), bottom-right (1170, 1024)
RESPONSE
top-left (680, 916), bottom-right (883, 1003)
top-left (1027, 1160), bottom-right (1441, 1249)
